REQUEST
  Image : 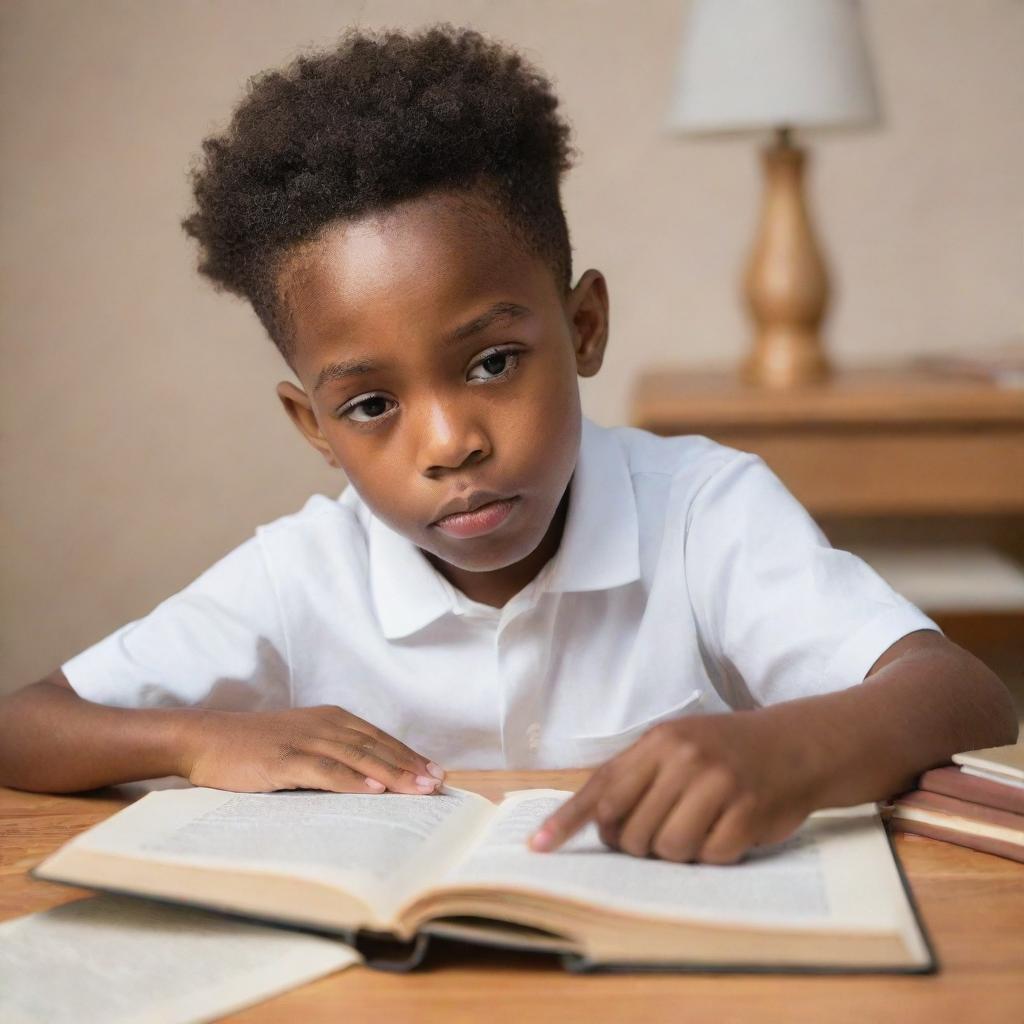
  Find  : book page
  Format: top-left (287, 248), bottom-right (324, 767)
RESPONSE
top-left (64, 785), bottom-right (494, 911)
top-left (439, 789), bottom-right (924, 942)
top-left (0, 893), bottom-right (357, 1024)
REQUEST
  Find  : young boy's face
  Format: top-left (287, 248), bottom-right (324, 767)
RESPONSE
top-left (275, 190), bottom-right (608, 605)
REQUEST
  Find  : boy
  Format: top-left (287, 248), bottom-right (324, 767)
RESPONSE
top-left (0, 26), bottom-right (1016, 867)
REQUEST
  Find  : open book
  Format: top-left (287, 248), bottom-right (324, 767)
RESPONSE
top-left (32, 785), bottom-right (934, 974)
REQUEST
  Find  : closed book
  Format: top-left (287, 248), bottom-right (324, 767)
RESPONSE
top-left (890, 789), bottom-right (1024, 865)
top-left (890, 819), bottom-right (1024, 865)
top-left (917, 765), bottom-right (1024, 816)
top-left (952, 743), bottom-right (1024, 790)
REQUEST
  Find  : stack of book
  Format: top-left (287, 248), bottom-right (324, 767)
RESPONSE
top-left (889, 744), bottom-right (1024, 864)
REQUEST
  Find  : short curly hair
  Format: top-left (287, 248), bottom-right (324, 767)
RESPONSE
top-left (181, 24), bottom-right (577, 365)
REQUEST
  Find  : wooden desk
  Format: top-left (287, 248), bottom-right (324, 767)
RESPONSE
top-left (3, 772), bottom-right (1023, 1023)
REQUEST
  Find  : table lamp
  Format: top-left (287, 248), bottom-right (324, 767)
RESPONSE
top-left (668, 0), bottom-right (881, 388)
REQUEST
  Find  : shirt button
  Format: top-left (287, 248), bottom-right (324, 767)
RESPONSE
top-left (526, 722), bottom-right (542, 751)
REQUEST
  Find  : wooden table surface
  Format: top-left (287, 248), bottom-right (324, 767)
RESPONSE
top-left (3, 770), bottom-right (1023, 1024)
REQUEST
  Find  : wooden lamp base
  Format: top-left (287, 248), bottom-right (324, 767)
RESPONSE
top-left (741, 128), bottom-right (831, 389)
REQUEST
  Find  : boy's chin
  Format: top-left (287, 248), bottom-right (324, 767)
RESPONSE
top-left (424, 531), bottom-right (544, 575)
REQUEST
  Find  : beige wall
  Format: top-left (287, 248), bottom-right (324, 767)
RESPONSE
top-left (1, 0), bottom-right (1021, 693)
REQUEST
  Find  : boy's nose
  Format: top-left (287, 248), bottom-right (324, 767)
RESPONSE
top-left (418, 404), bottom-right (491, 476)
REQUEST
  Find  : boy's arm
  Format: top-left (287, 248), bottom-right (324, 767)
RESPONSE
top-left (0, 670), bottom-right (197, 792)
top-left (0, 670), bottom-right (445, 795)
top-left (531, 631), bottom-right (1019, 862)
top-left (766, 629), bottom-right (1018, 810)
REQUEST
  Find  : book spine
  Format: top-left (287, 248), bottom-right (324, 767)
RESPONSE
top-left (890, 818), bottom-right (1024, 864)
top-left (896, 789), bottom-right (1024, 831)
top-left (354, 931), bottom-right (431, 972)
top-left (918, 767), bottom-right (1024, 815)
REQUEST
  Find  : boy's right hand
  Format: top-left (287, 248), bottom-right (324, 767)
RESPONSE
top-left (181, 705), bottom-right (445, 795)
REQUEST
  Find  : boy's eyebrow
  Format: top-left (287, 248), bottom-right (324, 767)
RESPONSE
top-left (312, 301), bottom-right (531, 395)
top-left (449, 301), bottom-right (530, 342)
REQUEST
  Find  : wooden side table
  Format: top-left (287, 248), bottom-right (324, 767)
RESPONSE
top-left (630, 366), bottom-right (1024, 520)
top-left (630, 365), bottom-right (1024, 707)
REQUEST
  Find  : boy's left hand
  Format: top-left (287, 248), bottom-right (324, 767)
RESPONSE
top-left (529, 710), bottom-right (817, 863)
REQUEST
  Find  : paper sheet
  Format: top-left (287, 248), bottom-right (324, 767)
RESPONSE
top-left (0, 893), bottom-right (358, 1024)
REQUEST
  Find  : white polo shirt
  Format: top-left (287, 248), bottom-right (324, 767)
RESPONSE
top-left (61, 416), bottom-right (939, 770)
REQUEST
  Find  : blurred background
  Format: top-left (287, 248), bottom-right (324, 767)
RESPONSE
top-left (1, 0), bottom-right (1021, 703)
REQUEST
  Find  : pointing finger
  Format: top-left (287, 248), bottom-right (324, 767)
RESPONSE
top-left (529, 757), bottom-right (655, 852)
top-left (532, 745), bottom-right (659, 847)
top-left (529, 782), bottom-right (602, 852)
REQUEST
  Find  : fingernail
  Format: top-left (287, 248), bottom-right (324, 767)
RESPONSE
top-left (530, 829), bottom-right (554, 852)
top-left (426, 762), bottom-right (445, 780)
top-left (365, 778), bottom-right (386, 792)
top-left (415, 775), bottom-right (438, 791)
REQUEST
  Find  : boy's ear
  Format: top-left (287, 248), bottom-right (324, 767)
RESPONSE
top-left (276, 381), bottom-right (341, 468)
top-left (566, 269), bottom-right (609, 378)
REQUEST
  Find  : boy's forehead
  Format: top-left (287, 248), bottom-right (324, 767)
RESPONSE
top-left (283, 193), bottom-right (550, 361)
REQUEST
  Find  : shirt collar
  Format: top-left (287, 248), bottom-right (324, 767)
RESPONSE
top-left (367, 512), bottom-right (454, 641)
top-left (366, 415), bottom-right (641, 640)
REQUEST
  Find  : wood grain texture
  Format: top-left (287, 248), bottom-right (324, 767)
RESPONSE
top-left (3, 771), bottom-right (1024, 1023)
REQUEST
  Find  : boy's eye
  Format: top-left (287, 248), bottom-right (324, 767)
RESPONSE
top-left (467, 348), bottom-right (519, 382)
top-left (342, 348), bottom-right (524, 419)
top-left (342, 395), bottom-right (395, 423)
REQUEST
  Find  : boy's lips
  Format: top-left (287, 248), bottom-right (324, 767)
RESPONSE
top-left (431, 494), bottom-right (520, 539)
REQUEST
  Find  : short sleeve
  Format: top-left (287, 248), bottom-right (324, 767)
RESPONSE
top-left (60, 535), bottom-right (291, 710)
top-left (683, 453), bottom-right (941, 707)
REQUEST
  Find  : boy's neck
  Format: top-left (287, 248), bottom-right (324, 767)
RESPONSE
top-left (425, 480), bottom-right (571, 609)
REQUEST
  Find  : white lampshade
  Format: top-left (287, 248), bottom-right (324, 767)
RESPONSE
top-left (669, 0), bottom-right (881, 135)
